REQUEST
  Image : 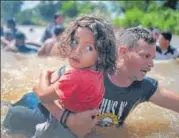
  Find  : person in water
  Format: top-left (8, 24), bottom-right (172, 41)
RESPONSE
top-left (1, 29), bottom-right (14, 48)
top-left (155, 31), bottom-right (179, 60)
top-left (5, 32), bottom-right (38, 54)
top-left (3, 27), bottom-right (179, 138)
top-left (41, 13), bottom-right (64, 43)
top-left (38, 25), bottom-right (65, 57)
top-left (6, 18), bottom-right (18, 38)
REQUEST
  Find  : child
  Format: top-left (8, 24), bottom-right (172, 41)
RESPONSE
top-left (33, 15), bottom-right (116, 138)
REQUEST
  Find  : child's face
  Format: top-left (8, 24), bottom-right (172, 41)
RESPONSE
top-left (68, 27), bottom-right (98, 69)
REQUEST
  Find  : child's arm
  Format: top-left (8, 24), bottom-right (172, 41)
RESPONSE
top-left (34, 71), bottom-right (59, 103)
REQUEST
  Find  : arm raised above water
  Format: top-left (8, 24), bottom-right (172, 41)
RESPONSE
top-left (149, 85), bottom-right (179, 113)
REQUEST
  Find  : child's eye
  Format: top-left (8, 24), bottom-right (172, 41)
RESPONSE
top-left (87, 45), bottom-right (93, 51)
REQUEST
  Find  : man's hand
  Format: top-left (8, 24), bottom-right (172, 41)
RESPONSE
top-left (67, 109), bottom-right (99, 137)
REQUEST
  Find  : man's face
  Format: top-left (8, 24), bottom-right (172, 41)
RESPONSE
top-left (158, 34), bottom-right (169, 49)
top-left (55, 16), bottom-right (64, 25)
top-left (123, 39), bottom-right (156, 81)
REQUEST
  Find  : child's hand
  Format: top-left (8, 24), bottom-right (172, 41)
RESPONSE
top-left (50, 70), bottom-right (60, 84)
top-left (33, 70), bottom-right (54, 95)
top-left (33, 70), bottom-right (60, 103)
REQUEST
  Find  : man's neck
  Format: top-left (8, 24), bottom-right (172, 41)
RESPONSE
top-left (108, 68), bottom-right (133, 87)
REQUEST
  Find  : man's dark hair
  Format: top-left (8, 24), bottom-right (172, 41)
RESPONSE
top-left (116, 27), bottom-right (156, 49)
top-left (54, 13), bottom-right (63, 20)
top-left (161, 31), bottom-right (172, 41)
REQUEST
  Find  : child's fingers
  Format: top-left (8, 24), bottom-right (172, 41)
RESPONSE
top-left (46, 70), bottom-right (54, 79)
top-left (39, 70), bottom-right (53, 81)
top-left (40, 70), bottom-right (54, 86)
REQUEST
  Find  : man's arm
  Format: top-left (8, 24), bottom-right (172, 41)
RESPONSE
top-left (41, 100), bottom-right (99, 137)
top-left (149, 85), bottom-right (179, 113)
top-left (1, 37), bottom-right (10, 48)
top-left (4, 45), bottom-right (18, 53)
top-left (38, 39), bottom-right (54, 57)
top-left (38, 42), bottom-right (48, 57)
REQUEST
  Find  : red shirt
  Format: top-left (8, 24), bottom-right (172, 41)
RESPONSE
top-left (54, 69), bottom-right (104, 112)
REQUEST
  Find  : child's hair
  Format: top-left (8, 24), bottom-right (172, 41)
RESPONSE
top-left (52, 15), bottom-right (116, 75)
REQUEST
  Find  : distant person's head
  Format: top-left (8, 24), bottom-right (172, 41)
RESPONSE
top-left (4, 30), bottom-right (14, 41)
top-left (15, 32), bottom-right (26, 47)
top-left (54, 25), bottom-right (65, 37)
top-left (54, 13), bottom-right (64, 25)
top-left (158, 31), bottom-right (172, 50)
top-left (7, 18), bottom-right (16, 29)
top-left (152, 28), bottom-right (160, 40)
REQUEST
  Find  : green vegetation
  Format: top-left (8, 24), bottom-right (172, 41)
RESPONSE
top-left (112, 1), bottom-right (179, 34)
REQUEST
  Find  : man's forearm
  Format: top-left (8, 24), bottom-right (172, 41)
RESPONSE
top-left (42, 100), bottom-right (64, 120)
top-left (150, 87), bottom-right (179, 113)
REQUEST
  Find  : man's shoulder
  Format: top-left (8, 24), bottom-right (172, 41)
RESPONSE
top-left (135, 77), bottom-right (158, 88)
top-left (135, 77), bottom-right (158, 101)
top-left (46, 23), bottom-right (55, 30)
top-left (44, 38), bottom-right (55, 45)
top-left (142, 77), bottom-right (157, 84)
top-left (169, 45), bottom-right (177, 50)
top-left (167, 45), bottom-right (179, 56)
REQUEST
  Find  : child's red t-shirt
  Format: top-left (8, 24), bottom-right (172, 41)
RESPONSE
top-left (54, 69), bottom-right (104, 112)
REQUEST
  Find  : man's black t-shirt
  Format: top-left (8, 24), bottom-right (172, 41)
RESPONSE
top-left (57, 66), bottom-right (158, 128)
top-left (98, 74), bottom-right (158, 127)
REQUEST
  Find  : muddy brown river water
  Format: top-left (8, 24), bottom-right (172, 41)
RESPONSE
top-left (1, 26), bottom-right (179, 138)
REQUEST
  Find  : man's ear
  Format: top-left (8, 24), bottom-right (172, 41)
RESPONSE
top-left (119, 46), bottom-right (128, 55)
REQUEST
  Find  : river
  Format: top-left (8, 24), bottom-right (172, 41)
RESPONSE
top-left (1, 26), bottom-right (179, 138)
